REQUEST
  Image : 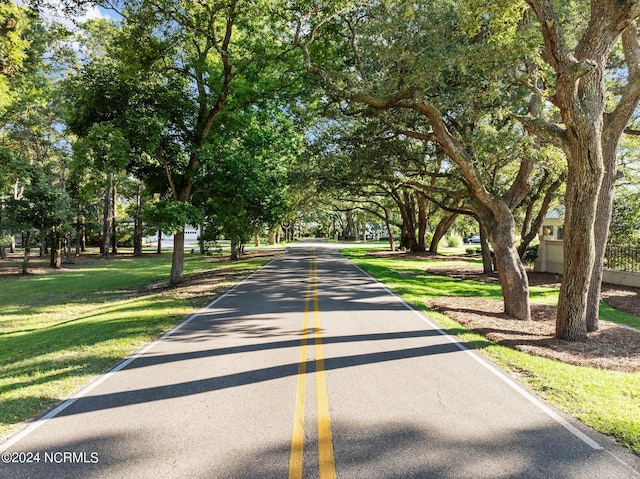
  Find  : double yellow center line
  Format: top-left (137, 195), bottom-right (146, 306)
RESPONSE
top-left (289, 249), bottom-right (336, 479)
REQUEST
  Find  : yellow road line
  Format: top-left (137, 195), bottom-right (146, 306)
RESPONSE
top-left (288, 258), bottom-right (313, 479)
top-left (313, 253), bottom-right (337, 479)
top-left (289, 250), bottom-right (336, 479)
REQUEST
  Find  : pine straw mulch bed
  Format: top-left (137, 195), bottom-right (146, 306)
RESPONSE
top-left (428, 297), bottom-right (640, 372)
top-left (368, 250), bottom-right (640, 373)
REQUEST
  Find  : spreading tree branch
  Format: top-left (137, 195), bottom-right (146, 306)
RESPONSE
top-left (515, 115), bottom-right (568, 149)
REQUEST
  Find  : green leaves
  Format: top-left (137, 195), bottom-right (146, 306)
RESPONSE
top-left (195, 106), bottom-right (301, 241)
top-left (143, 199), bottom-right (204, 234)
top-left (0, 0), bottom-right (31, 77)
top-left (458, 0), bottom-right (527, 46)
top-left (6, 163), bottom-right (72, 234)
top-left (609, 187), bottom-right (640, 245)
top-left (73, 122), bottom-right (131, 173)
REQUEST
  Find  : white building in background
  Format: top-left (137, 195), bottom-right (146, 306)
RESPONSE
top-left (534, 207), bottom-right (565, 274)
top-left (534, 206), bottom-right (640, 288)
top-left (143, 225), bottom-right (202, 249)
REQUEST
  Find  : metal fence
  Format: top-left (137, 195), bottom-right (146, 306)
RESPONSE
top-left (604, 246), bottom-right (640, 273)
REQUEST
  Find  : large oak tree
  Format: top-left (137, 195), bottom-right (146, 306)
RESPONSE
top-left (294, 1), bottom-right (544, 320)
top-left (521, 0), bottom-right (640, 340)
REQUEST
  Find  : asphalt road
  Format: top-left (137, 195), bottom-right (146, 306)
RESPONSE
top-left (1, 243), bottom-right (639, 478)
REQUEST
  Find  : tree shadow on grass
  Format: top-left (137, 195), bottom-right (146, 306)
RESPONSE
top-left (0, 298), bottom-right (185, 360)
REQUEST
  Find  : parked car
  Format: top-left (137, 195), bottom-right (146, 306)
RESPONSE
top-left (464, 234), bottom-right (481, 244)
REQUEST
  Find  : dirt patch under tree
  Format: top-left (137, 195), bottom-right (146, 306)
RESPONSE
top-left (368, 250), bottom-right (640, 373)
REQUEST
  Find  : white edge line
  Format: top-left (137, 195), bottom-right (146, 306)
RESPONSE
top-left (342, 254), bottom-right (604, 451)
top-left (0, 256), bottom-right (282, 453)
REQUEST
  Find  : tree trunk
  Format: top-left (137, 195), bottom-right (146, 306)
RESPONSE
top-left (344, 210), bottom-right (356, 240)
top-left (476, 206), bottom-right (527, 320)
top-left (133, 219), bottom-right (143, 256)
top-left (169, 230), bottom-right (185, 284)
top-left (554, 67), bottom-right (606, 341)
top-left (394, 190), bottom-right (418, 251)
top-left (524, 0), bottom-right (640, 341)
top-left (430, 213), bottom-right (458, 253)
top-left (111, 180), bottom-right (118, 255)
top-left (6, 206), bottom-right (15, 253)
top-left (289, 221), bottom-right (296, 241)
top-left (398, 213), bottom-right (418, 251)
top-left (492, 239), bottom-right (531, 321)
top-left (102, 173), bottom-right (113, 259)
top-left (556, 135), bottom-right (603, 341)
top-left (586, 191), bottom-right (615, 332)
top-left (482, 206), bottom-right (531, 321)
top-left (585, 137), bottom-right (619, 332)
top-left (417, 193), bottom-right (428, 252)
top-left (477, 222), bottom-right (493, 274)
top-left (65, 235), bottom-right (72, 263)
top-left (40, 225), bottom-right (46, 257)
top-left (230, 239), bottom-right (239, 261)
top-left (50, 230), bottom-right (62, 269)
top-left (133, 181), bottom-right (143, 257)
top-left (586, 24), bottom-right (640, 333)
top-left (383, 207), bottom-right (394, 251)
top-left (75, 214), bottom-right (82, 256)
top-left (80, 216), bottom-right (86, 253)
top-left (254, 233), bottom-right (260, 247)
top-left (22, 231), bottom-right (30, 275)
top-left (157, 229), bottom-right (162, 254)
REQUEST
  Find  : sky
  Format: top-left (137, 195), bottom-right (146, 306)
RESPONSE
top-left (16, 1), bottom-right (115, 30)
top-left (42, 4), bottom-right (113, 29)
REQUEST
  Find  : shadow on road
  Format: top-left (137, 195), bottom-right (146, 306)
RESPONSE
top-left (2, 420), bottom-right (625, 479)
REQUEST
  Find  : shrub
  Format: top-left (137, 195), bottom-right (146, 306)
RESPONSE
top-left (200, 240), bottom-right (223, 256)
top-left (523, 244), bottom-right (538, 264)
top-left (447, 236), bottom-right (460, 247)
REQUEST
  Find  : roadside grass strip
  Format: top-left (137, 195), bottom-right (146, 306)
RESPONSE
top-left (341, 248), bottom-right (640, 456)
top-left (0, 253), bottom-right (273, 440)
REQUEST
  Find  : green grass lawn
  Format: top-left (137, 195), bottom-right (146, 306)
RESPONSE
top-left (0, 252), bottom-right (275, 439)
top-left (341, 247), bottom-right (640, 456)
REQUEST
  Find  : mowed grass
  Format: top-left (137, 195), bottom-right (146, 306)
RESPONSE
top-left (0, 252), bottom-right (274, 439)
top-left (342, 248), bottom-right (640, 456)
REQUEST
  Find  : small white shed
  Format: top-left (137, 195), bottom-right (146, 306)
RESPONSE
top-left (540, 206), bottom-right (565, 240)
top-left (534, 207), bottom-right (564, 274)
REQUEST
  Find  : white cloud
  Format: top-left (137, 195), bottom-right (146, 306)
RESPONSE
top-left (16, 1), bottom-right (112, 30)
top-left (47, 5), bottom-right (110, 29)
top-left (80, 5), bottom-right (110, 22)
